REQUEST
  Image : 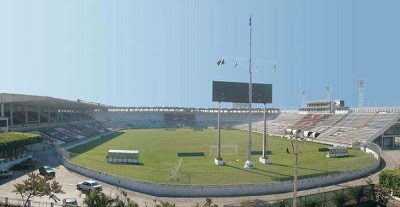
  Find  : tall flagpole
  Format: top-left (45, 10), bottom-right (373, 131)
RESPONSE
top-left (244, 15), bottom-right (254, 169)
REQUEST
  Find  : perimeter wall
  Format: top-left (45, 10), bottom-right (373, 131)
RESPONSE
top-left (57, 140), bottom-right (381, 197)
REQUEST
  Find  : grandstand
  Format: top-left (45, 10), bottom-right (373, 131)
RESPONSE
top-left (1, 93), bottom-right (400, 150)
top-left (0, 93), bottom-right (109, 145)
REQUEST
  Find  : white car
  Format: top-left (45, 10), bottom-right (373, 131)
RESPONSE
top-left (76, 180), bottom-right (102, 192)
top-left (62, 198), bottom-right (78, 207)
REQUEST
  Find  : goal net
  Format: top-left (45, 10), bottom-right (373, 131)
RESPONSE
top-left (209, 144), bottom-right (238, 156)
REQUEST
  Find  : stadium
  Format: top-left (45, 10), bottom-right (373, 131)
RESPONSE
top-left (1, 1), bottom-right (400, 206)
top-left (0, 92), bottom-right (397, 198)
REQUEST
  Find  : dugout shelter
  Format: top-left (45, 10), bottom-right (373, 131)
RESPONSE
top-left (107, 149), bottom-right (139, 164)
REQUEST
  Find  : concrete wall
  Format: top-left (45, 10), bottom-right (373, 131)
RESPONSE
top-left (60, 150), bottom-right (380, 197)
top-left (63, 132), bottom-right (115, 150)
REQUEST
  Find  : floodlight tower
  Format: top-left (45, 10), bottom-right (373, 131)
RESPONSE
top-left (357, 80), bottom-right (365, 109)
top-left (325, 85), bottom-right (331, 101)
top-left (301, 90), bottom-right (306, 108)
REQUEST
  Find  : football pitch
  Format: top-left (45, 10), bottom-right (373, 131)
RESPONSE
top-left (68, 129), bottom-right (377, 185)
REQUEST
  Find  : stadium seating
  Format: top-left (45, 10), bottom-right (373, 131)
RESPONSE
top-left (92, 109), bottom-right (400, 147)
top-left (37, 121), bottom-right (109, 144)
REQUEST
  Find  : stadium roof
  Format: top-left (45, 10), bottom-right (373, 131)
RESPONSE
top-left (0, 93), bottom-right (110, 110)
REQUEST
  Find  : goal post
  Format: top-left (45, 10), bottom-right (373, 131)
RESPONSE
top-left (210, 144), bottom-right (238, 156)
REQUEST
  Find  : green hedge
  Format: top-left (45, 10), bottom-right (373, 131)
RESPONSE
top-left (379, 170), bottom-right (400, 196)
top-left (0, 132), bottom-right (42, 152)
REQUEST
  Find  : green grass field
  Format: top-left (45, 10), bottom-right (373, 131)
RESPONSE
top-left (68, 129), bottom-right (377, 185)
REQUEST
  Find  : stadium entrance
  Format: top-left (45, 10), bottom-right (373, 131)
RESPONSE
top-left (374, 122), bottom-right (400, 149)
top-left (0, 117), bottom-right (8, 133)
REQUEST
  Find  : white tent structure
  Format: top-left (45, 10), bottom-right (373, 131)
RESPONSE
top-left (107, 149), bottom-right (139, 164)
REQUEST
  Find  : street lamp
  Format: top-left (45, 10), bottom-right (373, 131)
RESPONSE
top-left (286, 129), bottom-right (302, 207)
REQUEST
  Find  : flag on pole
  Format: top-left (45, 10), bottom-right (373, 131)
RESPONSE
top-left (217, 58), bottom-right (225, 67)
top-left (249, 16), bottom-right (252, 26)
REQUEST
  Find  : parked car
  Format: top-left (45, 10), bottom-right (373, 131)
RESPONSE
top-left (76, 180), bottom-right (102, 192)
top-left (10, 158), bottom-right (36, 170)
top-left (38, 166), bottom-right (55, 176)
top-left (0, 170), bottom-right (12, 179)
top-left (62, 198), bottom-right (78, 207)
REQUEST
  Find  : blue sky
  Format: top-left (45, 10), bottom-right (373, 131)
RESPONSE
top-left (0, 1), bottom-right (398, 109)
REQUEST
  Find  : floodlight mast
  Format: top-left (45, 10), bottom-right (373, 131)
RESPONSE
top-left (357, 80), bottom-right (365, 110)
top-left (301, 90), bottom-right (306, 108)
top-left (325, 85), bottom-right (331, 101)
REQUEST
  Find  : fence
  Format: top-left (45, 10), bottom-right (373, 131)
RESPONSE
top-left (351, 107), bottom-right (400, 113)
top-left (224, 184), bottom-right (376, 207)
top-left (0, 196), bottom-right (78, 207)
top-left (0, 153), bottom-right (33, 170)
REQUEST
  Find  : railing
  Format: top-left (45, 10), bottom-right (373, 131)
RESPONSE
top-left (0, 153), bottom-right (33, 170)
top-left (360, 142), bottom-right (381, 160)
top-left (351, 107), bottom-right (400, 113)
top-left (0, 196), bottom-right (79, 207)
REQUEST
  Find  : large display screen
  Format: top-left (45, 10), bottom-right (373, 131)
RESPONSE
top-left (212, 81), bottom-right (272, 103)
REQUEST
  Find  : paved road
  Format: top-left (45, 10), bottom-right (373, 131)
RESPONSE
top-left (1, 149), bottom-right (399, 207)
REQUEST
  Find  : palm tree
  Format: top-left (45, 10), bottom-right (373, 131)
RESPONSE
top-left (82, 191), bottom-right (110, 207)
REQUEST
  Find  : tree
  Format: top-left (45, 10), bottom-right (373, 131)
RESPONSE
top-left (366, 176), bottom-right (392, 206)
top-left (374, 184), bottom-right (392, 207)
top-left (349, 186), bottom-right (365, 205)
top-left (83, 191), bottom-right (110, 207)
top-left (82, 190), bottom-right (139, 207)
top-left (203, 198), bottom-right (218, 207)
top-left (333, 191), bottom-right (347, 207)
top-left (109, 190), bottom-right (138, 207)
top-left (13, 172), bottom-right (64, 207)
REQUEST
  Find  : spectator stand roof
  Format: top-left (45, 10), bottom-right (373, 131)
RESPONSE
top-left (0, 93), bottom-right (110, 111)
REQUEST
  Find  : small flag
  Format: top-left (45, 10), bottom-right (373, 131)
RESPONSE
top-left (217, 58), bottom-right (225, 66)
top-left (273, 64), bottom-right (277, 72)
top-left (234, 61), bottom-right (238, 68)
top-left (249, 16), bottom-right (252, 26)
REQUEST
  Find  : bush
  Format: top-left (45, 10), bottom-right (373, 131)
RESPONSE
top-left (379, 170), bottom-right (400, 196)
top-left (0, 132), bottom-right (42, 155)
